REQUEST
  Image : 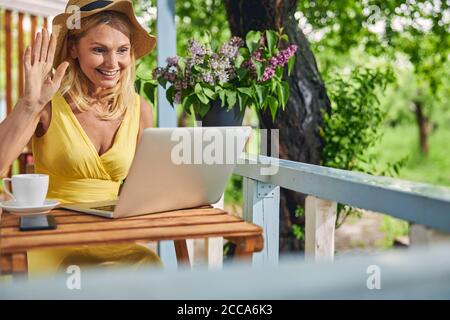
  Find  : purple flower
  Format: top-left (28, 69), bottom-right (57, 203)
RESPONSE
top-left (174, 91), bottom-right (182, 104)
top-left (188, 39), bottom-right (206, 57)
top-left (262, 67), bottom-right (275, 81)
top-left (166, 56), bottom-right (179, 67)
top-left (252, 50), bottom-right (263, 61)
top-left (201, 72), bottom-right (215, 85)
top-left (152, 67), bottom-right (164, 79)
top-left (219, 36), bottom-right (244, 59)
top-left (216, 70), bottom-right (229, 83)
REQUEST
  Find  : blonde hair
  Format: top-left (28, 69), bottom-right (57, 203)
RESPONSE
top-left (59, 11), bottom-right (136, 120)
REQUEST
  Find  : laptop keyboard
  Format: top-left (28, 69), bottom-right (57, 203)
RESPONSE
top-left (92, 205), bottom-right (116, 212)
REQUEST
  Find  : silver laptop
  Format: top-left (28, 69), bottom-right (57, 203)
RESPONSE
top-left (60, 126), bottom-right (251, 218)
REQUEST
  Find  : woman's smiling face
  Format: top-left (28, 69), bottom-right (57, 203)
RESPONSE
top-left (70, 23), bottom-right (131, 93)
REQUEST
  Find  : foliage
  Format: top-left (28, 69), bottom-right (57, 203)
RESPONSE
top-left (321, 67), bottom-right (395, 172)
top-left (321, 66), bottom-right (408, 226)
top-left (132, 0), bottom-right (231, 109)
top-left (380, 215), bottom-right (409, 248)
top-left (292, 206), bottom-right (305, 241)
top-left (297, 0), bottom-right (450, 145)
top-left (151, 30), bottom-right (297, 120)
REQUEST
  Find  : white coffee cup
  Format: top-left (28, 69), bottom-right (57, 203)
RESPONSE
top-left (2, 174), bottom-right (49, 206)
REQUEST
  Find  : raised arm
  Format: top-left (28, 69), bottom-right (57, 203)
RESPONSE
top-left (0, 28), bottom-right (68, 177)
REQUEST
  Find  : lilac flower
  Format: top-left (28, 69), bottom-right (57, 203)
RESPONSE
top-left (166, 56), bottom-right (179, 67)
top-left (187, 39), bottom-right (206, 57)
top-left (202, 72), bottom-right (215, 85)
top-left (259, 45), bottom-right (298, 81)
top-left (262, 67), bottom-right (275, 81)
top-left (219, 36), bottom-right (244, 59)
top-left (152, 67), bottom-right (164, 79)
top-left (174, 91), bottom-right (182, 104)
top-left (252, 50), bottom-right (263, 61)
top-left (216, 70), bottom-right (229, 83)
top-left (165, 71), bottom-right (177, 83)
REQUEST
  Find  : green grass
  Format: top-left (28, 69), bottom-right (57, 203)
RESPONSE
top-left (379, 215), bottom-right (409, 248)
top-left (372, 124), bottom-right (450, 187)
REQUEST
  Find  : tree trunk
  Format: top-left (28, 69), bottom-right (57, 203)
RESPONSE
top-left (413, 100), bottom-right (429, 155)
top-left (225, 0), bottom-right (330, 251)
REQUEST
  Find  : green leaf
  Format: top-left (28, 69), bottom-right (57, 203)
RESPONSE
top-left (182, 94), bottom-right (195, 113)
top-left (239, 47), bottom-right (250, 59)
top-left (203, 87), bottom-right (216, 99)
top-left (237, 68), bottom-right (249, 80)
top-left (237, 87), bottom-right (253, 97)
top-left (194, 83), bottom-right (203, 94)
top-left (254, 61), bottom-right (264, 80)
top-left (178, 57), bottom-right (186, 75)
top-left (135, 79), bottom-right (142, 93)
top-left (265, 30), bottom-right (277, 56)
top-left (288, 55), bottom-right (296, 76)
top-left (253, 84), bottom-right (267, 106)
top-left (275, 67), bottom-right (283, 78)
top-left (218, 89), bottom-right (226, 107)
top-left (196, 91), bottom-right (209, 104)
top-left (267, 96), bottom-right (279, 121)
top-left (245, 30), bottom-right (261, 54)
top-left (225, 90), bottom-right (237, 109)
top-left (158, 77), bottom-right (168, 89)
top-left (143, 81), bottom-right (157, 104)
top-left (235, 55), bottom-right (244, 68)
top-left (166, 86), bottom-right (175, 107)
top-left (197, 103), bottom-right (210, 118)
top-left (276, 81), bottom-right (290, 109)
top-left (237, 92), bottom-right (249, 112)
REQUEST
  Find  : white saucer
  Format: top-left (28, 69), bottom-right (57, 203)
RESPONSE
top-left (0, 199), bottom-right (60, 216)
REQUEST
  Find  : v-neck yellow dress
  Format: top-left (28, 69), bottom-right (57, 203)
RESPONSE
top-left (27, 91), bottom-right (162, 276)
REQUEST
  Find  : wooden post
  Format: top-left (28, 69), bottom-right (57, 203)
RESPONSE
top-left (174, 240), bottom-right (191, 268)
top-left (30, 14), bottom-right (37, 46)
top-left (243, 177), bottom-right (280, 265)
top-left (155, 0), bottom-right (178, 269)
top-left (18, 12), bottom-right (24, 97)
top-left (5, 10), bottom-right (12, 115)
top-left (156, 0), bottom-right (177, 127)
top-left (305, 195), bottom-right (337, 262)
top-left (204, 194), bottom-right (224, 269)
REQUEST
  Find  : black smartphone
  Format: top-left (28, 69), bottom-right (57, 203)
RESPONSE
top-left (19, 215), bottom-right (57, 231)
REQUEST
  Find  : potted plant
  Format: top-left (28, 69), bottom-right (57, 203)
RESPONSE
top-left (152, 29), bottom-right (297, 126)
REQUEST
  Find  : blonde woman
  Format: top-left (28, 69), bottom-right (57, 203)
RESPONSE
top-left (0, 0), bottom-right (162, 274)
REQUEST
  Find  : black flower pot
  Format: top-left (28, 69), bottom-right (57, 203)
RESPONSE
top-left (195, 100), bottom-right (244, 127)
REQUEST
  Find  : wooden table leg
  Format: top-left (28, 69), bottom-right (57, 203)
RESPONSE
top-left (0, 253), bottom-right (13, 275)
top-left (227, 235), bottom-right (264, 263)
top-left (174, 240), bottom-right (191, 268)
top-left (0, 252), bottom-right (28, 278)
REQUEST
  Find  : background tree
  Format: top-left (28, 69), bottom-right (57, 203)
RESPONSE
top-left (224, 0), bottom-right (331, 251)
top-left (297, 0), bottom-right (450, 155)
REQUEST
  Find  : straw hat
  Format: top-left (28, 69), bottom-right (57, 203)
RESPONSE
top-left (52, 0), bottom-right (156, 68)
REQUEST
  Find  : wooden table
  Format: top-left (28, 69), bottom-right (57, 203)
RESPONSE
top-left (0, 206), bottom-right (263, 277)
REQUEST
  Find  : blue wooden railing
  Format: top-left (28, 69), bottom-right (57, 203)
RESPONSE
top-left (234, 154), bottom-right (450, 264)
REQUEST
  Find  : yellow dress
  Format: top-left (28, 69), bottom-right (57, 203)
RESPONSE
top-left (28, 91), bottom-right (162, 276)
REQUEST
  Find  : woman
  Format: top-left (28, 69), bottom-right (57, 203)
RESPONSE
top-left (0, 0), bottom-right (162, 274)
